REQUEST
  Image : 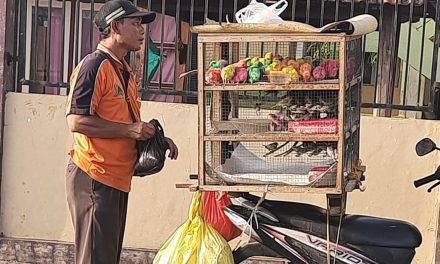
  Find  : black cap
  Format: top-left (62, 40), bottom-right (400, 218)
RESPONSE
top-left (94, 0), bottom-right (156, 32)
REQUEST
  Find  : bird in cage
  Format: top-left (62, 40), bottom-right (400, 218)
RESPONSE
top-left (264, 142), bottom-right (279, 151)
top-left (281, 66), bottom-right (300, 82)
top-left (300, 63), bottom-right (313, 82)
top-left (312, 65), bottom-right (327, 81)
top-left (232, 67), bottom-right (248, 83)
top-left (322, 59), bottom-right (339, 78)
top-left (221, 64), bottom-right (236, 83)
top-left (248, 66), bottom-right (261, 83)
top-left (264, 52), bottom-right (273, 61)
top-left (274, 96), bottom-right (293, 108)
top-left (268, 113), bottom-right (288, 131)
top-left (234, 58), bottom-right (250, 69)
top-left (205, 69), bottom-right (221, 84)
top-left (255, 102), bottom-right (261, 116)
top-left (208, 59), bottom-right (229, 69)
top-left (288, 60), bottom-right (301, 72)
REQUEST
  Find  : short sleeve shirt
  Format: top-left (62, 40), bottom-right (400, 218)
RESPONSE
top-left (66, 44), bottom-right (141, 192)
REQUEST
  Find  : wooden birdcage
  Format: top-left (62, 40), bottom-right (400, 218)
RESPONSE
top-left (192, 28), bottom-right (365, 194)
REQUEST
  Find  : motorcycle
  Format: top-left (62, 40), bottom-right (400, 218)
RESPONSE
top-left (225, 138), bottom-right (439, 264)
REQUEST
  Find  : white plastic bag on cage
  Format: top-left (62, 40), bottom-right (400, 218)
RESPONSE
top-left (235, 0), bottom-right (288, 24)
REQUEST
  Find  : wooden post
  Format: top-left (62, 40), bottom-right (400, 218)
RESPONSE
top-left (374, 5), bottom-right (400, 117)
top-left (230, 43), bottom-right (240, 118)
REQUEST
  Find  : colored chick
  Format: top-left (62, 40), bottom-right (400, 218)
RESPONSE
top-left (312, 66), bottom-right (327, 81)
top-left (235, 58), bottom-right (249, 68)
top-left (209, 59), bottom-right (229, 69)
top-left (281, 66), bottom-right (300, 82)
top-left (205, 69), bottom-right (221, 84)
top-left (248, 66), bottom-right (261, 83)
top-left (323, 59), bottom-right (339, 78)
top-left (232, 67), bottom-right (248, 83)
top-left (300, 63), bottom-right (313, 82)
top-left (221, 64), bottom-right (235, 83)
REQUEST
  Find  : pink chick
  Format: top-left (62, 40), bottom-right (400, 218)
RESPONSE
top-left (324, 59), bottom-right (339, 78)
top-left (312, 65), bottom-right (327, 81)
top-left (232, 67), bottom-right (248, 83)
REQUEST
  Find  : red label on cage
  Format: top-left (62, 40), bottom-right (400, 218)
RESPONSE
top-left (288, 119), bottom-right (338, 134)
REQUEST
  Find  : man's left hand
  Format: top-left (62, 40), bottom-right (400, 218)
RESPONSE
top-left (165, 137), bottom-right (178, 160)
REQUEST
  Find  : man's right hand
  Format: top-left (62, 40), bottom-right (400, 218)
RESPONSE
top-left (128, 122), bottom-right (156, 140)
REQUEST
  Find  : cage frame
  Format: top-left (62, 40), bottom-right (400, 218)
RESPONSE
top-left (197, 32), bottom-right (363, 194)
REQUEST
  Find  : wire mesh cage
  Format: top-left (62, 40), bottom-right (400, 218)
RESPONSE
top-left (197, 33), bottom-right (364, 193)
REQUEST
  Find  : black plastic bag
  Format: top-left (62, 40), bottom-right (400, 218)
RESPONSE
top-left (134, 119), bottom-right (169, 177)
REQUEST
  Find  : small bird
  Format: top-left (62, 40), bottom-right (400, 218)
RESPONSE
top-left (248, 66), bottom-right (261, 83)
top-left (300, 63), bottom-right (313, 82)
top-left (264, 142), bottom-right (279, 151)
top-left (268, 113), bottom-right (282, 126)
top-left (313, 65), bottom-right (327, 81)
top-left (208, 60), bottom-right (221, 69)
top-left (221, 64), bottom-right (235, 83)
top-left (205, 69), bottom-right (221, 84)
top-left (232, 67), bottom-right (248, 83)
top-left (326, 146), bottom-right (336, 161)
top-left (255, 102), bottom-right (262, 115)
top-left (235, 58), bottom-right (249, 68)
top-left (274, 97), bottom-right (293, 108)
top-left (323, 59), bottom-right (339, 78)
top-left (219, 59), bottom-right (229, 69)
top-left (208, 59), bottom-right (229, 69)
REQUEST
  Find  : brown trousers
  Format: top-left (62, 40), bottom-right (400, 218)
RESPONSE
top-left (66, 160), bottom-right (129, 264)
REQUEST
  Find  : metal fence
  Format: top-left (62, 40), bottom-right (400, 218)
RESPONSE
top-left (6, 0), bottom-right (440, 113)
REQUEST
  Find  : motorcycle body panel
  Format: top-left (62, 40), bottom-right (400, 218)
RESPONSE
top-left (228, 194), bottom-right (422, 264)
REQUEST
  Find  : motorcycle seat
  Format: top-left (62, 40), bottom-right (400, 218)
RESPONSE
top-left (243, 194), bottom-right (422, 248)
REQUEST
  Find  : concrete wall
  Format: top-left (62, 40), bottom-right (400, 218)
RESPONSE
top-left (1, 93), bottom-right (440, 263)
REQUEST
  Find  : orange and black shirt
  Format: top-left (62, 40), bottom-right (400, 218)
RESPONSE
top-left (66, 44), bottom-right (141, 192)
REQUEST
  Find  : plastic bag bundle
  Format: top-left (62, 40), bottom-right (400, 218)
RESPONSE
top-left (235, 0), bottom-right (288, 24)
top-left (134, 119), bottom-right (169, 177)
top-left (202, 192), bottom-right (242, 242)
top-left (153, 192), bottom-right (234, 264)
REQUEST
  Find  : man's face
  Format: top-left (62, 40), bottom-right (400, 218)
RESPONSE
top-left (115, 17), bottom-right (145, 51)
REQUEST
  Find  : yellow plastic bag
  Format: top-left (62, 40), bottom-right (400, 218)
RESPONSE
top-left (153, 192), bottom-right (234, 264)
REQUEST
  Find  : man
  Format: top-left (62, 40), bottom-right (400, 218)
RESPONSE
top-left (65, 1), bottom-right (178, 263)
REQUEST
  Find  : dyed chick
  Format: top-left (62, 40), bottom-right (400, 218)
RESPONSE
top-left (323, 59), bottom-right (339, 78)
top-left (235, 58), bottom-right (249, 68)
top-left (300, 63), bottom-right (313, 82)
top-left (209, 59), bottom-right (229, 69)
top-left (221, 64), bottom-right (235, 83)
top-left (205, 69), bottom-right (221, 84)
top-left (312, 65), bottom-right (327, 81)
top-left (248, 66), bottom-right (261, 83)
top-left (232, 67), bottom-right (248, 83)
